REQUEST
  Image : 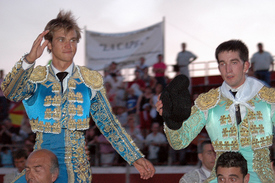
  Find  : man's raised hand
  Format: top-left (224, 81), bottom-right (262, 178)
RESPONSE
top-left (26, 30), bottom-right (50, 63)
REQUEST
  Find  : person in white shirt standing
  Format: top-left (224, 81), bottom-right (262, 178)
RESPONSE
top-left (176, 43), bottom-right (197, 92)
top-left (250, 42), bottom-right (274, 86)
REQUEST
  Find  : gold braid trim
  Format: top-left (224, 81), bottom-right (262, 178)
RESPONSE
top-left (195, 88), bottom-right (220, 111)
top-left (253, 148), bottom-right (274, 182)
top-left (258, 86), bottom-right (275, 104)
top-left (78, 66), bottom-right (103, 90)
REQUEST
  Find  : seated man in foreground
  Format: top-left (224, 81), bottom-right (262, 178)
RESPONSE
top-left (25, 149), bottom-right (59, 183)
top-left (179, 140), bottom-right (216, 183)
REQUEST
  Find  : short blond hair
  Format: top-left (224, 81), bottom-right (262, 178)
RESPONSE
top-left (44, 10), bottom-right (82, 53)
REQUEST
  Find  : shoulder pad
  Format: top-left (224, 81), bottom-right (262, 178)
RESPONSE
top-left (195, 88), bottom-right (220, 111)
top-left (258, 86), bottom-right (275, 103)
top-left (78, 66), bottom-right (103, 90)
top-left (29, 65), bottom-right (47, 83)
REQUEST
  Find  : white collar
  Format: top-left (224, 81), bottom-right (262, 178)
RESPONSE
top-left (221, 76), bottom-right (263, 103)
top-left (51, 63), bottom-right (74, 77)
top-left (201, 166), bottom-right (211, 178)
top-left (220, 76), bottom-right (264, 124)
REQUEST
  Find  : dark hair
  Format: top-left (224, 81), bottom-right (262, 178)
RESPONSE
top-left (198, 140), bottom-right (212, 153)
top-left (257, 43), bottom-right (263, 47)
top-left (215, 40), bottom-right (249, 63)
top-left (44, 10), bottom-right (81, 53)
top-left (13, 148), bottom-right (28, 160)
top-left (215, 152), bottom-right (248, 177)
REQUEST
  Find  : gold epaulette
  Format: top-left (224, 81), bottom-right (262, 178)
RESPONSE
top-left (78, 66), bottom-right (103, 90)
top-left (195, 88), bottom-right (220, 111)
top-left (29, 65), bottom-right (47, 83)
top-left (258, 86), bottom-right (275, 103)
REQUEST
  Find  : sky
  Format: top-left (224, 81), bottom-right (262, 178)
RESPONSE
top-left (1, 0), bottom-right (275, 77)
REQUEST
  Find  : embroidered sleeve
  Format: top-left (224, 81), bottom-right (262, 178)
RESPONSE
top-left (1, 60), bottom-right (36, 102)
top-left (258, 86), bottom-right (275, 126)
top-left (90, 88), bottom-right (144, 165)
top-left (164, 106), bottom-right (206, 150)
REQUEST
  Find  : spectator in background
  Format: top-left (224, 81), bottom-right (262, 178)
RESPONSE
top-left (4, 148), bottom-right (28, 183)
top-left (136, 57), bottom-right (148, 77)
top-left (179, 140), bottom-right (216, 183)
top-left (137, 86), bottom-right (154, 138)
top-left (24, 133), bottom-right (35, 154)
top-left (105, 61), bottom-right (122, 77)
top-left (104, 67), bottom-right (126, 107)
top-left (150, 83), bottom-right (163, 126)
top-left (25, 149), bottom-right (59, 183)
top-left (126, 115), bottom-right (144, 151)
top-left (95, 134), bottom-right (116, 167)
top-left (128, 69), bottom-right (146, 97)
top-left (153, 54), bottom-right (167, 88)
top-left (176, 43), bottom-right (197, 92)
top-left (215, 152), bottom-right (250, 183)
top-left (0, 146), bottom-right (13, 167)
top-left (0, 118), bottom-right (20, 145)
top-left (141, 66), bottom-right (157, 91)
top-left (86, 126), bottom-right (101, 166)
top-left (115, 106), bottom-right (128, 128)
top-left (250, 42), bottom-right (274, 86)
top-left (145, 122), bottom-right (167, 164)
top-left (104, 82), bottom-right (116, 108)
top-left (125, 87), bottom-right (139, 115)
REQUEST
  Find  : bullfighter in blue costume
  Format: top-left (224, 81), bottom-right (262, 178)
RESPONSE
top-left (1, 10), bottom-right (155, 183)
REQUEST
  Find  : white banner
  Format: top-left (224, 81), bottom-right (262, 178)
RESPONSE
top-left (85, 21), bottom-right (164, 70)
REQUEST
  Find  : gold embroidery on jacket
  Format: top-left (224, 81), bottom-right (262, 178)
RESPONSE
top-left (65, 129), bottom-right (92, 182)
top-left (29, 65), bottom-right (47, 83)
top-left (78, 66), bottom-right (103, 90)
top-left (253, 148), bottom-right (274, 183)
top-left (258, 86), bottom-right (275, 103)
top-left (212, 139), bottom-right (239, 151)
top-left (195, 88), bottom-right (219, 111)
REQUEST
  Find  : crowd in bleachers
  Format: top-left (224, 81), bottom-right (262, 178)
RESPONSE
top-left (84, 56), bottom-right (208, 167)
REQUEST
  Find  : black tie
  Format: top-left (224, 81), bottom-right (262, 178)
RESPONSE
top-left (230, 90), bottom-right (241, 125)
top-left (56, 72), bottom-right (68, 92)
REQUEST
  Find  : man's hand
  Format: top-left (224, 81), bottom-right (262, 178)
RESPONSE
top-left (155, 94), bottom-right (163, 116)
top-left (26, 30), bottom-right (50, 63)
top-left (133, 158), bottom-right (155, 180)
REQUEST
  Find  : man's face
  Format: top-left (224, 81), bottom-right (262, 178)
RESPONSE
top-left (151, 123), bottom-right (159, 133)
top-left (217, 167), bottom-right (250, 183)
top-left (14, 157), bottom-right (26, 173)
top-left (181, 43), bottom-right (186, 51)
top-left (48, 28), bottom-right (77, 65)
top-left (218, 51), bottom-right (249, 89)
top-left (25, 153), bottom-right (57, 183)
top-left (199, 144), bottom-right (216, 171)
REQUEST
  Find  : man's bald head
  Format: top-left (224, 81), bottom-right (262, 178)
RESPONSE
top-left (26, 149), bottom-right (59, 183)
